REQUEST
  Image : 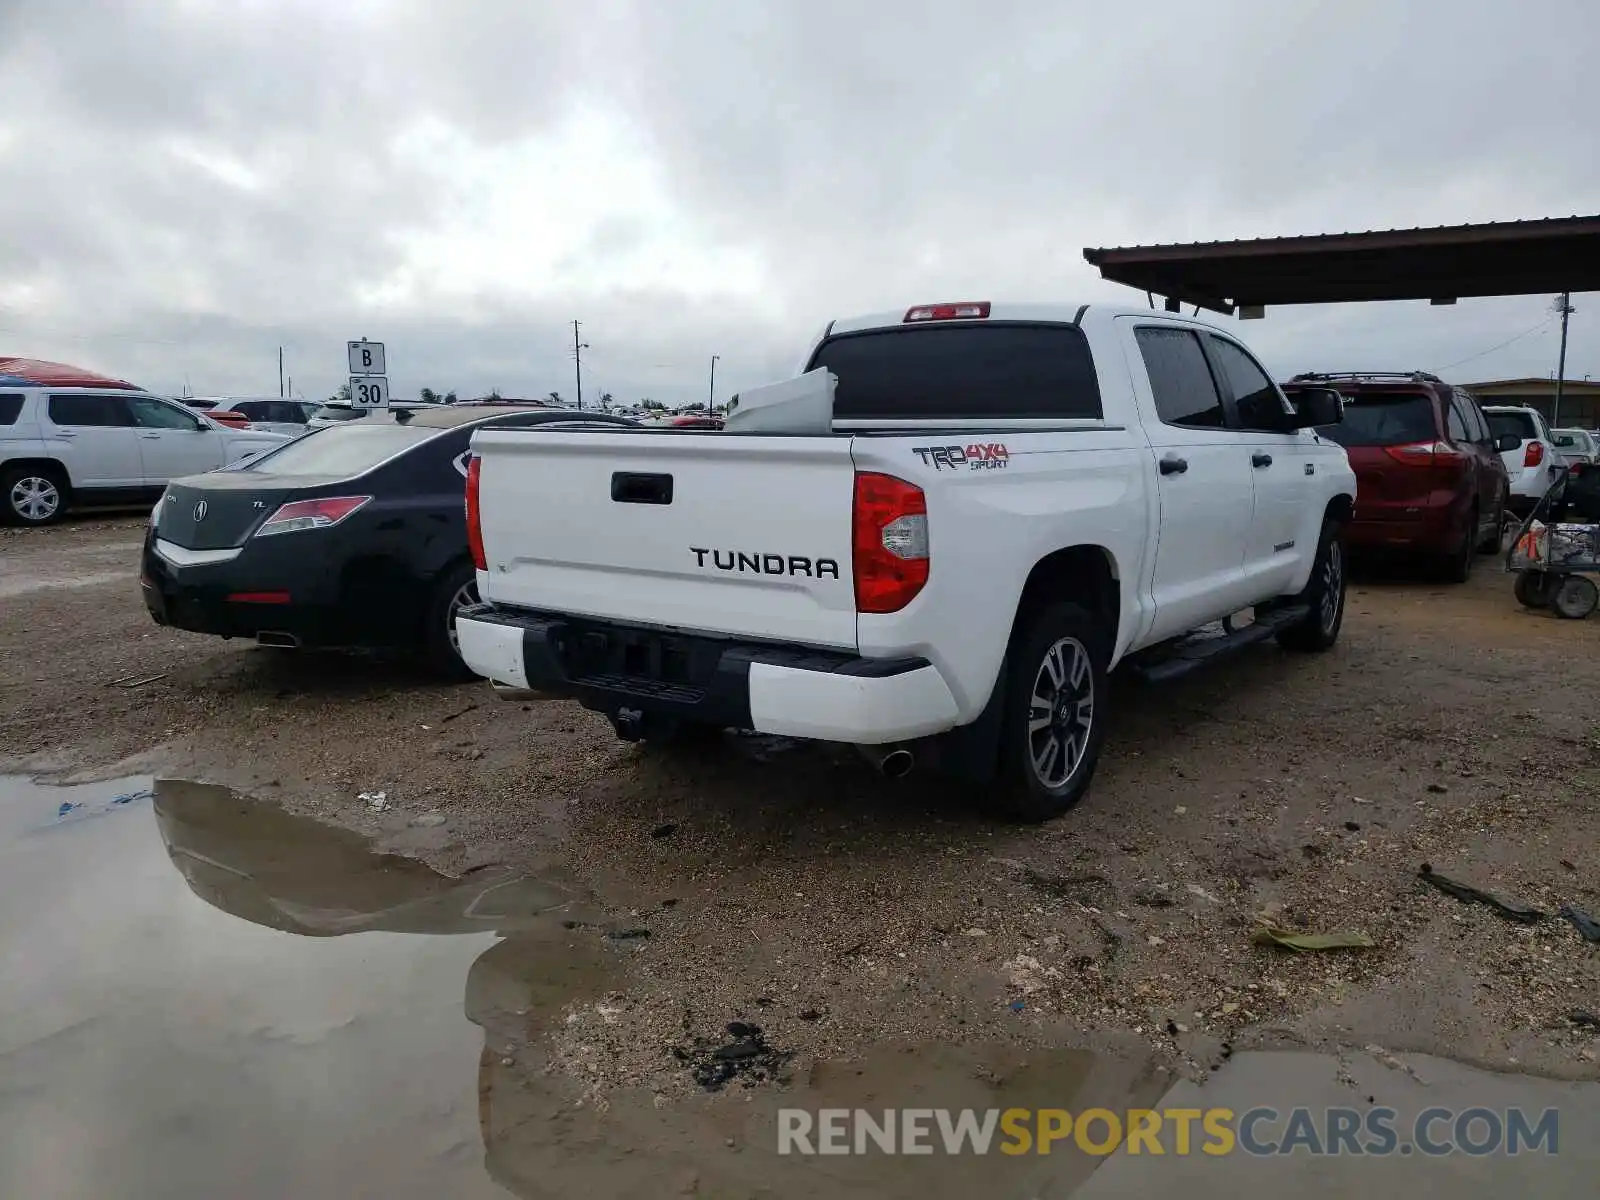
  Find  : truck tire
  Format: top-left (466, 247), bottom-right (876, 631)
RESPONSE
top-left (2, 464), bottom-right (69, 526)
top-left (422, 561), bottom-right (481, 680)
top-left (1276, 519), bottom-right (1346, 653)
top-left (994, 601), bottom-right (1110, 822)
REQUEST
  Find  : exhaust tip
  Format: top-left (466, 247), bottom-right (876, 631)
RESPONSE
top-left (880, 748), bottom-right (915, 779)
top-left (256, 631), bottom-right (300, 649)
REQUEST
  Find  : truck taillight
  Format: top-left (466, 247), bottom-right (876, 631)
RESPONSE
top-left (853, 472), bottom-right (928, 614)
top-left (1524, 441), bottom-right (1544, 468)
top-left (465, 455), bottom-right (485, 572)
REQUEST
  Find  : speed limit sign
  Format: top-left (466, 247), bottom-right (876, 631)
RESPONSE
top-left (349, 376), bottom-right (390, 409)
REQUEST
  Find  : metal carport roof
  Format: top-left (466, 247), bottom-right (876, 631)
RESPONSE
top-left (1082, 215), bottom-right (1600, 316)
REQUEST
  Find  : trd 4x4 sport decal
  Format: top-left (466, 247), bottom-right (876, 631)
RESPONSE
top-left (912, 443), bottom-right (1010, 471)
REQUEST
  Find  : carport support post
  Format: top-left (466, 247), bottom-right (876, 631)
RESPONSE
top-left (1553, 292), bottom-right (1572, 427)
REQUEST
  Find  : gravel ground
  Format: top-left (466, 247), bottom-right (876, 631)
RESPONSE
top-left (5, 514), bottom-right (1600, 1099)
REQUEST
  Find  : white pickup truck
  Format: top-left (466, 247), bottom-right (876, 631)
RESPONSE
top-left (455, 302), bottom-right (1355, 819)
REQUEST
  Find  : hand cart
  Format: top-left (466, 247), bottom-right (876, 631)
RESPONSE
top-left (1506, 463), bottom-right (1600, 620)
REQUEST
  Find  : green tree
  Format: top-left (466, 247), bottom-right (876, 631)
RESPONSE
top-left (419, 387), bottom-right (441, 404)
top-left (443, 391), bottom-right (458, 405)
top-left (640, 398), bottom-right (666, 411)
top-left (329, 382), bottom-right (351, 403)
top-left (547, 391), bottom-right (563, 406)
top-left (598, 391), bottom-right (614, 410)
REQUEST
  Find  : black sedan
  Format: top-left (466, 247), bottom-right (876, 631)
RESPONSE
top-left (141, 404), bottom-right (635, 676)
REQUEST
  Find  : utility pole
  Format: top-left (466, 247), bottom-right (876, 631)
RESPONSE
top-left (572, 320), bottom-right (589, 410)
top-left (708, 354), bottom-right (720, 414)
top-left (278, 346), bottom-right (284, 397)
top-left (1552, 292), bottom-right (1575, 428)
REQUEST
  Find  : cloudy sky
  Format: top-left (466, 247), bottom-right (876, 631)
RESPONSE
top-left (0, 0), bottom-right (1594, 407)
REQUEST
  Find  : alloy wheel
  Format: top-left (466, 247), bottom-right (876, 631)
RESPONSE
top-left (10, 475), bottom-right (61, 523)
top-left (1319, 540), bottom-right (1343, 634)
top-left (445, 579), bottom-right (478, 657)
top-left (1027, 636), bottom-right (1095, 789)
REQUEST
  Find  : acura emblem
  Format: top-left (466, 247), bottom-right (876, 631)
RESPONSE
top-left (193, 501), bottom-right (208, 521)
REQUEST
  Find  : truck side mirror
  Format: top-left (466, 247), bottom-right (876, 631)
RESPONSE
top-left (1291, 388), bottom-right (1344, 429)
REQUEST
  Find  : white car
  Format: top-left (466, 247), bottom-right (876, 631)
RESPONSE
top-left (305, 401), bottom-right (443, 431)
top-left (1484, 405), bottom-right (1568, 517)
top-left (1, 387), bottom-right (287, 525)
top-left (194, 396), bottom-right (317, 437)
top-left (456, 301), bottom-right (1356, 819)
top-left (1551, 428), bottom-right (1598, 467)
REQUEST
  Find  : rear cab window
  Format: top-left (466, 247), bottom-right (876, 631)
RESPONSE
top-left (1314, 389), bottom-right (1437, 448)
top-left (244, 423), bottom-right (438, 476)
top-left (806, 323), bottom-right (1103, 419)
top-left (0, 394), bottom-right (23, 425)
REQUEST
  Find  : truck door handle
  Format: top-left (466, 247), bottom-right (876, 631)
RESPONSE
top-left (1159, 455), bottom-right (1188, 476)
top-left (140, 433), bottom-right (162, 440)
top-left (611, 471), bottom-right (673, 505)
top-left (56, 429), bottom-right (77, 438)
top-left (1252, 453), bottom-right (1273, 468)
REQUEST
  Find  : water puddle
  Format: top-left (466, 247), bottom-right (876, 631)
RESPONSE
top-left (3, 775), bottom-right (1597, 1198)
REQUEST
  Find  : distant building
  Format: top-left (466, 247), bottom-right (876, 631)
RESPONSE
top-left (1463, 378), bottom-right (1600, 429)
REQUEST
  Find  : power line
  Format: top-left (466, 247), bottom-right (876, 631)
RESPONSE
top-left (1438, 317), bottom-right (1556, 372)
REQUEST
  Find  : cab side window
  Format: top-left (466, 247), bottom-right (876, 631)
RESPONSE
top-left (1445, 396), bottom-right (1470, 443)
top-left (1135, 327), bottom-right (1225, 428)
top-left (1208, 336), bottom-right (1289, 431)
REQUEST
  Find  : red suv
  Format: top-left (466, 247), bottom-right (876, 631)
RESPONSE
top-left (1284, 372), bottom-right (1515, 581)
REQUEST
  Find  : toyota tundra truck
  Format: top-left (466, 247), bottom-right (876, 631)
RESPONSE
top-left (454, 302), bottom-right (1354, 820)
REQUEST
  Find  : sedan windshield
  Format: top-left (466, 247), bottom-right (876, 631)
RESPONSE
top-left (243, 423), bottom-right (437, 476)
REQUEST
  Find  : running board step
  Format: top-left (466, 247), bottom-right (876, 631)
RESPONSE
top-left (1123, 605), bottom-right (1310, 685)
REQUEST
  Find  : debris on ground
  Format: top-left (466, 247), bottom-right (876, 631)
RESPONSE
top-left (1558, 905), bottom-right (1600, 943)
top-left (1251, 923), bottom-right (1375, 952)
top-left (1418, 864), bottom-right (1545, 923)
top-left (672, 1022), bottom-right (794, 1091)
top-left (106, 672), bottom-right (167, 688)
top-left (1003, 953), bottom-right (1062, 994)
top-left (408, 811), bottom-right (447, 828)
top-left (358, 790), bottom-right (388, 812)
top-left (1568, 1010), bottom-right (1600, 1029)
top-left (650, 823), bottom-right (678, 839)
top-left (608, 928), bottom-right (651, 941)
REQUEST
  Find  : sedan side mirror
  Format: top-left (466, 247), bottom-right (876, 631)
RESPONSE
top-left (1291, 387), bottom-right (1344, 429)
top-left (1495, 433), bottom-right (1521, 453)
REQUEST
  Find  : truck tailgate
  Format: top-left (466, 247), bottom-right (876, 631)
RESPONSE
top-left (471, 429), bottom-right (860, 650)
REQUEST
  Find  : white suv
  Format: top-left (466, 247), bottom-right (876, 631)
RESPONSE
top-left (1, 388), bottom-right (288, 525)
top-left (1484, 405), bottom-right (1567, 517)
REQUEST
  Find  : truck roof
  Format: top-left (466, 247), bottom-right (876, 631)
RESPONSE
top-left (823, 303), bottom-right (1225, 337)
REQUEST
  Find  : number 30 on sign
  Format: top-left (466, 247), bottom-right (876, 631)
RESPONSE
top-left (349, 376), bottom-right (390, 409)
